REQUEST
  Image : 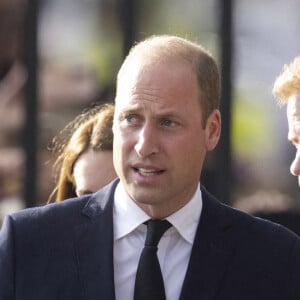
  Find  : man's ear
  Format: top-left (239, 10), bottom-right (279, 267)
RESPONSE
top-left (205, 109), bottom-right (221, 151)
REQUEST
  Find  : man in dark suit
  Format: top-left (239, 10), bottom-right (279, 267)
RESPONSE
top-left (1, 35), bottom-right (300, 300)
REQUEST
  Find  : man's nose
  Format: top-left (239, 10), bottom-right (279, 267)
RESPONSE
top-left (290, 148), bottom-right (300, 177)
top-left (134, 124), bottom-right (159, 157)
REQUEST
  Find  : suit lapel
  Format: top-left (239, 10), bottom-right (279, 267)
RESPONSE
top-left (73, 181), bottom-right (237, 300)
top-left (180, 188), bottom-right (236, 300)
top-left (74, 180), bottom-right (119, 300)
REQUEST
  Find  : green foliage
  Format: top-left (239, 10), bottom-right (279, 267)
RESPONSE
top-left (232, 90), bottom-right (273, 159)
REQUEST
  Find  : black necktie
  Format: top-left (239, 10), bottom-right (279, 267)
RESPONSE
top-left (134, 219), bottom-right (172, 300)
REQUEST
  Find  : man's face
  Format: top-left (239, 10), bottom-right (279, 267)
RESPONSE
top-left (287, 94), bottom-right (300, 186)
top-left (113, 59), bottom-right (220, 218)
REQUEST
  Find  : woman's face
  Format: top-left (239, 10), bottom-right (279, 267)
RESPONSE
top-left (73, 149), bottom-right (117, 196)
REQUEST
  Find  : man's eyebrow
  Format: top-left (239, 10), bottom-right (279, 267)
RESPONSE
top-left (118, 106), bottom-right (141, 114)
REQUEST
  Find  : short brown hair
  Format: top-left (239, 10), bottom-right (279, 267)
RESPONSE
top-left (117, 35), bottom-right (220, 127)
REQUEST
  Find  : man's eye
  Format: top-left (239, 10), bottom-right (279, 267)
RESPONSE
top-left (123, 114), bottom-right (141, 126)
top-left (162, 119), bottom-right (175, 127)
top-left (125, 115), bottom-right (137, 123)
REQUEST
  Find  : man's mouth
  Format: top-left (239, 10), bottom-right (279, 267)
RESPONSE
top-left (134, 167), bottom-right (164, 176)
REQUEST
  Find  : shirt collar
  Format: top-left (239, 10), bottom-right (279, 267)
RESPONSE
top-left (166, 185), bottom-right (202, 244)
top-left (113, 182), bottom-right (202, 245)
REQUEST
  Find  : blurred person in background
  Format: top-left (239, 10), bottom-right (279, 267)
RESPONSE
top-left (48, 103), bottom-right (116, 202)
top-left (273, 56), bottom-right (300, 187)
top-left (0, 35), bottom-right (299, 300)
top-left (233, 57), bottom-right (300, 237)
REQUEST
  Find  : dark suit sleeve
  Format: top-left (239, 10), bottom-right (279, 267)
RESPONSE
top-left (0, 215), bottom-right (15, 299)
top-left (290, 237), bottom-right (300, 300)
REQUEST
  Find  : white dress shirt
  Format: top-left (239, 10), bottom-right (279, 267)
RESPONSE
top-left (113, 182), bottom-right (203, 300)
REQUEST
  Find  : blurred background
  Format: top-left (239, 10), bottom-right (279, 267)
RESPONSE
top-left (0, 0), bottom-right (299, 229)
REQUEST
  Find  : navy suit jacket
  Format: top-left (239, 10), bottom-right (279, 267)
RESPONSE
top-left (0, 179), bottom-right (299, 300)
